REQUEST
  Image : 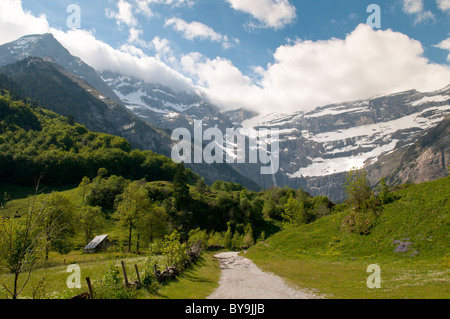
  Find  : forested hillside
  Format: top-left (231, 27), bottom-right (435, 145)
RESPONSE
top-left (0, 87), bottom-right (189, 186)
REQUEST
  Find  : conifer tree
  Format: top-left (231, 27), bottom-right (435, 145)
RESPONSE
top-left (172, 163), bottom-right (191, 211)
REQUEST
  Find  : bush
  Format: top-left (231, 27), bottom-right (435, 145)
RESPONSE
top-left (141, 256), bottom-right (160, 293)
top-left (232, 231), bottom-right (244, 250)
top-left (340, 197), bottom-right (382, 236)
top-left (207, 231), bottom-right (225, 249)
top-left (95, 263), bottom-right (139, 299)
top-left (188, 228), bottom-right (208, 257)
top-left (160, 231), bottom-right (189, 270)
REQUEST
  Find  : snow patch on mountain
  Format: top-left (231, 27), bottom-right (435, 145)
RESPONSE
top-left (411, 95), bottom-right (449, 106)
top-left (288, 139), bottom-right (399, 178)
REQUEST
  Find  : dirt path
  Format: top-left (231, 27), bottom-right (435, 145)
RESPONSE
top-left (207, 252), bottom-right (322, 299)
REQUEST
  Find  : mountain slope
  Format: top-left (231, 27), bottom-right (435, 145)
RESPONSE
top-left (0, 57), bottom-right (171, 155)
top-left (101, 71), bottom-right (234, 133)
top-left (370, 114), bottom-right (450, 186)
top-left (0, 33), bottom-right (122, 104)
top-left (2, 34), bottom-right (448, 198)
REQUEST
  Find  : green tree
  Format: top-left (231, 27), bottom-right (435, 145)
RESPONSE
top-left (137, 206), bottom-right (169, 250)
top-left (114, 180), bottom-right (151, 252)
top-left (313, 196), bottom-right (332, 219)
top-left (37, 192), bottom-right (76, 259)
top-left (344, 169), bottom-right (372, 209)
top-left (242, 223), bottom-right (255, 248)
top-left (282, 195), bottom-right (305, 227)
top-left (77, 205), bottom-right (105, 245)
top-left (195, 177), bottom-right (208, 201)
top-left (0, 186), bottom-right (72, 299)
top-left (231, 231), bottom-right (243, 250)
top-left (78, 176), bottom-right (91, 204)
top-left (172, 163), bottom-right (191, 211)
top-left (377, 178), bottom-right (390, 205)
top-left (188, 228), bottom-right (209, 256)
top-left (86, 174), bottom-right (128, 213)
top-left (224, 222), bottom-right (233, 249)
top-left (161, 230), bottom-right (187, 269)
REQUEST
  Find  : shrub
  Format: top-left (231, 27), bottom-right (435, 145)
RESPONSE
top-left (188, 228), bottom-right (208, 257)
top-left (242, 224), bottom-right (255, 248)
top-left (95, 263), bottom-right (139, 299)
top-left (141, 256), bottom-right (160, 293)
top-left (340, 208), bottom-right (379, 235)
top-left (160, 231), bottom-right (188, 270)
top-left (207, 231), bottom-right (225, 249)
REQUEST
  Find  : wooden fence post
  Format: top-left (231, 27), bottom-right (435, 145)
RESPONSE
top-left (86, 277), bottom-right (94, 299)
top-left (135, 265), bottom-right (141, 286)
top-left (121, 261), bottom-right (129, 287)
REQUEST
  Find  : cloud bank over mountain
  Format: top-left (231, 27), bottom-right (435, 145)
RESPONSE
top-left (1, 0), bottom-right (449, 115)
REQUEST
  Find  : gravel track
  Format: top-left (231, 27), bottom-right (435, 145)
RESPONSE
top-left (207, 252), bottom-right (322, 299)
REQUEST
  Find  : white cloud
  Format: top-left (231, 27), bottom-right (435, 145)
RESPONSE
top-left (135, 0), bottom-right (154, 18)
top-left (53, 29), bottom-right (194, 93)
top-left (437, 0), bottom-right (450, 12)
top-left (106, 0), bottom-right (138, 27)
top-left (403, 0), bottom-right (423, 13)
top-left (165, 17), bottom-right (234, 48)
top-left (127, 28), bottom-right (174, 62)
top-left (402, 0), bottom-right (435, 24)
top-left (137, 0), bottom-right (195, 8)
top-left (434, 37), bottom-right (450, 61)
top-left (180, 52), bottom-right (264, 107)
top-left (0, 0), bottom-right (50, 44)
top-left (120, 43), bottom-right (147, 58)
top-left (182, 24), bottom-right (450, 114)
top-left (150, 36), bottom-right (173, 58)
top-left (0, 0), bottom-right (195, 93)
top-left (225, 0), bottom-right (296, 29)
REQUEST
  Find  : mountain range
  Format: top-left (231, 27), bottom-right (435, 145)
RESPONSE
top-left (0, 33), bottom-right (448, 201)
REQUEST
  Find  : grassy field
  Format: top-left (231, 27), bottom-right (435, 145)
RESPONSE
top-left (0, 182), bottom-right (82, 218)
top-left (246, 176), bottom-right (450, 299)
top-left (0, 250), bottom-right (220, 299)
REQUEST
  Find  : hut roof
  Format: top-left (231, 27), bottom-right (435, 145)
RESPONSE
top-left (84, 234), bottom-right (108, 250)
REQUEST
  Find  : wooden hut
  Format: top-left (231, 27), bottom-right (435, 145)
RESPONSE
top-left (83, 235), bottom-right (112, 254)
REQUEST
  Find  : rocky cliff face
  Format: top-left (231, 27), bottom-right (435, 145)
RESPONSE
top-left (377, 114), bottom-right (450, 186)
top-left (228, 86), bottom-right (450, 201)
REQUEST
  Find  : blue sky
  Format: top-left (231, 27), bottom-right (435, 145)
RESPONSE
top-left (2, 0), bottom-right (450, 113)
top-left (20, 0), bottom-right (450, 70)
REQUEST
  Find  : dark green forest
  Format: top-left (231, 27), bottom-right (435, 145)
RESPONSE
top-left (0, 87), bottom-right (191, 187)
